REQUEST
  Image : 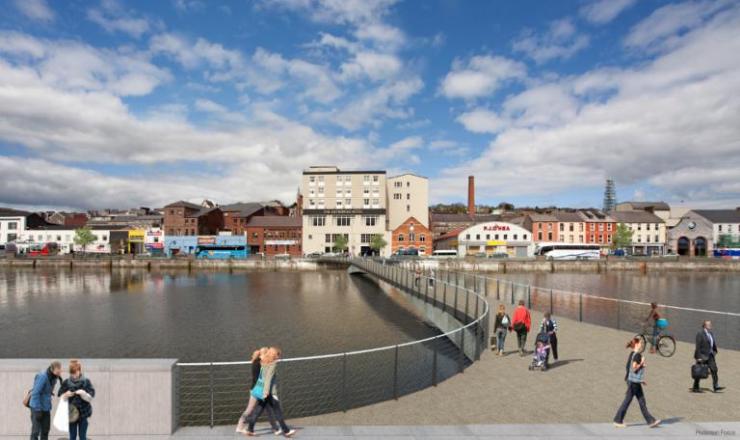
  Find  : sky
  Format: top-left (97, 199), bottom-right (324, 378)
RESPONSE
top-left (0, 0), bottom-right (739, 211)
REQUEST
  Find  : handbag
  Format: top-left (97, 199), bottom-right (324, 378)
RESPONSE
top-left (692, 362), bottom-right (709, 380)
top-left (69, 402), bottom-right (80, 423)
top-left (250, 370), bottom-right (265, 401)
top-left (22, 389), bottom-right (32, 408)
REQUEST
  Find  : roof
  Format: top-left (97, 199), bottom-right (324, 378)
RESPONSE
top-left (436, 226), bottom-right (467, 241)
top-left (188, 207), bottom-right (221, 218)
top-left (693, 209), bottom-right (740, 223)
top-left (551, 211), bottom-right (583, 222)
top-left (387, 173), bottom-right (428, 180)
top-left (429, 213), bottom-right (501, 223)
top-left (246, 216), bottom-right (302, 228)
top-left (26, 225), bottom-right (124, 231)
top-left (618, 201), bottom-right (670, 211)
top-left (164, 200), bottom-right (201, 210)
top-left (0, 207), bottom-right (31, 217)
top-left (578, 209), bottom-right (614, 222)
top-left (608, 210), bottom-right (664, 223)
top-left (220, 202), bottom-right (264, 217)
top-left (527, 213), bottom-right (558, 222)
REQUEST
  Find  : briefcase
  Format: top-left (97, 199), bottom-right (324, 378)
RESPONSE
top-left (692, 362), bottom-right (709, 380)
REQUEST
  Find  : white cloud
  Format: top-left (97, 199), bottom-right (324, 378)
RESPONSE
top-left (339, 51), bottom-right (402, 81)
top-left (624, 0), bottom-right (733, 51)
top-left (0, 31), bottom-right (171, 96)
top-left (429, 140), bottom-right (468, 156)
top-left (14, 0), bottom-right (54, 22)
top-left (439, 55), bottom-right (526, 100)
top-left (445, 3), bottom-right (740, 205)
top-left (259, 0), bottom-right (398, 26)
top-left (512, 18), bottom-right (589, 64)
top-left (87, 0), bottom-right (152, 38)
top-left (580, 0), bottom-right (636, 24)
top-left (456, 109), bottom-right (507, 134)
top-left (173, 0), bottom-right (205, 12)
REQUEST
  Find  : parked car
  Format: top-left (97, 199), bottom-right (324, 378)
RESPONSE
top-left (305, 252), bottom-right (323, 258)
top-left (489, 252), bottom-right (509, 259)
top-left (473, 252), bottom-right (487, 258)
top-left (274, 253), bottom-right (291, 260)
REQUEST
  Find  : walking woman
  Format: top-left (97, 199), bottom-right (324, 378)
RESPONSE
top-left (493, 304), bottom-right (511, 356)
top-left (541, 312), bottom-right (559, 362)
top-left (247, 347), bottom-right (296, 437)
top-left (613, 337), bottom-right (661, 428)
top-left (237, 348), bottom-right (279, 435)
top-left (511, 300), bottom-right (531, 356)
top-left (58, 360), bottom-right (95, 440)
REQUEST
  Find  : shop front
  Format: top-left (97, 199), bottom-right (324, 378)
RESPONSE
top-left (457, 222), bottom-right (534, 258)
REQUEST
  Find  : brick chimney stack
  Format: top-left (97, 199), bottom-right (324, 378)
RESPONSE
top-left (467, 175), bottom-right (475, 217)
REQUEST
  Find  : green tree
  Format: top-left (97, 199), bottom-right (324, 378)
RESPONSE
top-left (369, 234), bottom-right (387, 255)
top-left (333, 234), bottom-right (349, 253)
top-left (611, 223), bottom-right (633, 250)
top-left (74, 227), bottom-right (96, 253)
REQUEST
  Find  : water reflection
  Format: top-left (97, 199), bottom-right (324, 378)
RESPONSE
top-left (0, 269), bottom-right (439, 362)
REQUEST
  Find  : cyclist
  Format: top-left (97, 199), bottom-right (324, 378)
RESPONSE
top-left (643, 303), bottom-right (660, 354)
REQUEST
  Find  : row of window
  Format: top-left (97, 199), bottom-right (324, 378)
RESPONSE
top-left (717, 224), bottom-right (740, 232)
top-left (310, 216), bottom-right (379, 227)
top-left (1, 222), bottom-right (19, 230)
top-left (24, 234), bottom-right (107, 242)
top-left (308, 175), bottom-right (381, 186)
top-left (392, 193), bottom-right (411, 200)
top-left (393, 181), bottom-right (411, 188)
top-left (466, 233), bottom-right (528, 241)
top-left (628, 223), bottom-right (661, 231)
top-left (308, 199), bottom-right (381, 209)
top-left (397, 233), bottom-right (426, 242)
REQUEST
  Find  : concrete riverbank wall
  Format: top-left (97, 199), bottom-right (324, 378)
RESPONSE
top-left (0, 359), bottom-right (177, 437)
top-left (2, 256), bottom-right (739, 272)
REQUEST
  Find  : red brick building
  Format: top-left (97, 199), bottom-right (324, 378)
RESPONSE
top-left (245, 216), bottom-right (302, 256)
top-left (524, 213), bottom-right (559, 242)
top-left (221, 203), bottom-right (270, 235)
top-left (580, 208), bottom-right (616, 247)
top-left (163, 201), bottom-right (223, 236)
top-left (392, 216), bottom-right (432, 255)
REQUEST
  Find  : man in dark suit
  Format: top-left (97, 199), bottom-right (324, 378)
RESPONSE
top-left (692, 320), bottom-right (724, 393)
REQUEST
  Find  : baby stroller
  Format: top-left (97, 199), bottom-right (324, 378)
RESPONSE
top-left (528, 332), bottom-right (551, 371)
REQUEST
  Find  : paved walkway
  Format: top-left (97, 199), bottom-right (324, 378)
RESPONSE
top-left (284, 298), bottom-right (740, 426)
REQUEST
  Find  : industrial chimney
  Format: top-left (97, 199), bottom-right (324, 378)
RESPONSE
top-left (467, 176), bottom-right (475, 217)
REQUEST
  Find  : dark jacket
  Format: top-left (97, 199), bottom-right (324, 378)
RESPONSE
top-left (694, 329), bottom-right (718, 362)
top-left (251, 358), bottom-right (262, 388)
top-left (30, 369), bottom-right (58, 412)
top-left (494, 313), bottom-right (511, 330)
top-left (58, 376), bottom-right (95, 419)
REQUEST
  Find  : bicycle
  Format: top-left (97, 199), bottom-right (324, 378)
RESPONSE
top-left (635, 323), bottom-right (676, 357)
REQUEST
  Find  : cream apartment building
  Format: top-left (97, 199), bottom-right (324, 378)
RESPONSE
top-left (609, 210), bottom-right (666, 255)
top-left (386, 173), bottom-right (429, 230)
top-left (301, 166), bottom-right (388, 256)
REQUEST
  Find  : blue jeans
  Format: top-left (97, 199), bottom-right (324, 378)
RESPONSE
top-left (69, 417), bottom-right (88, 440)
top-left (614, 382), bottom-right (655, 424)
top-left (651, 325), bottom-right (659, 348)
top-left (495, 329), bottom-right (507, 352)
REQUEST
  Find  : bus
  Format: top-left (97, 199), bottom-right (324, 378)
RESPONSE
top-left (432, 249), bottom-right (458, 258)
top-left (713, 248), bottom-right (740, 260)
top-left (16, 242), bottom-right (60, 257)
top-left (195, 245), bottom-right (248, 260)
top-left (535, 243), bottom-right (601, 260)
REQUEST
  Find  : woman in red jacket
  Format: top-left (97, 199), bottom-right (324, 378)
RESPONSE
top-left (512, 300), bottom-right (531, 356)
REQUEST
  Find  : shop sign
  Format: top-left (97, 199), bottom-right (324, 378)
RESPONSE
top-left (197, 236), bottom-right (216, 245)
top-left (483, 224), bottom-right (510, 231)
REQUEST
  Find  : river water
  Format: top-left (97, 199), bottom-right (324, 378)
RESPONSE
top-left (0, 269), bottom-right (440, 362)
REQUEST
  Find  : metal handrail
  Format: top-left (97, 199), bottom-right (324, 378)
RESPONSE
top-left (177, 258), bottom-right (489, 367)
top-left (456, 270), bottom-right (740, 317)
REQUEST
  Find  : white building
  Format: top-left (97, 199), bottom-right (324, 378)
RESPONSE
top-left (386, 174), bottom-right (429, 230)
top-left (608, 210), bottom-right (667, 255)
top-left (301, 166), bottom-right (389, 256)
top-left (0, 208), bottom-right (28, 246)
top-left (457, 222), bottom-right (535, 258)
top-left (20, 227), bottom-right (114, 254)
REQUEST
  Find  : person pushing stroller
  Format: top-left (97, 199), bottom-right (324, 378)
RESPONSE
top-left (529, 332), bottom-right (551, 371)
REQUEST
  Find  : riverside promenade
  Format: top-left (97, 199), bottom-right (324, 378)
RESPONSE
top-left (287, 297), bottom-right (740, 426)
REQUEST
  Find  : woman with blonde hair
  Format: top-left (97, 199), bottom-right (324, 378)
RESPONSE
top-left (246, 347), bottom-right (295, 437)
top-left (493, 304), bottom-right (512, 356)
top-left (58, 359), bottom-right (95, 440)
top-left (236, 348), bottom-right (279, 435)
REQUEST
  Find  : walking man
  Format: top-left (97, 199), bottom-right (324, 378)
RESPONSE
top-left (692, 320), bottom-right (724, 393)
top-left (29, 361), bottom-right (62, 440)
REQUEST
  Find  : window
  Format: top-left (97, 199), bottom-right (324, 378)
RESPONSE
top-left (373, 199), bottom-right (380, 208)
top-left (579, 224), bottom-right (584, 232)
top-left (719, 225), bottom-right (723, 232)
top-left (607, 234), bottom-right (611, 242)
top-left (637, 224), bottom-right (641, 231)
top-left (336, 216), bottom-right (351, 227)
top-left (312, 216), bottom-right (326, 227)
top-left (309, 199), bottom-right (315, 207)
top-left (398, 233), bottom-right (405, 242)
top-left (318, 186), bottom-right (324, 194)
top-left (656, 224), bottom-right (660, 230)
top-left (637, 236), bottom-right (642, 243)
top-left (365, 216), bottom-right (377, 227)
top-left (647, 235), bottom-right (651, 243)
top-left (8, 221), bottom-right (18, 229)
top-left (503, 234), bottom-right (508, 240)
top-left (336, 190), bottom-right (343, 198)
top-left (394, 193), bottom-right (402, 200)
top-left (360, 234), bottom-right (372, 243)
top-left (655, 235), bottom-right (659, 242)
top-left (420, 234), bottom-right (426, 242)
top-left (363, 198), bottom-right (370, 208)
top-left (372, 189), bottom-right (379, 197)
top-left (372, 175), bottom-right (379, 185)
top-left (599, 224), bottom-right (604, 231)
top-left (486, 234), bottom-right (490, 240)
top-left (579, 234), bottom-right (583, 242)
top-left (538, 232), bottom-right (542, 240)
top-left (548, 223), bottom-right (552, 230)
top-left (318, 176), bottom-right (324, 184)
top-left (523, 234), bottom-right (528, 240)
top-left (466, 234), bottom-right (470, 240)
top-left (559, 224), bottom-right (564, 231)
top-left (56, 235), bottom-right (61, 241)
top-left (325, 234), bottom-right (331, 243)
top-left (646, 223), bottom-right (651, 231)
top-left (336, 200), bottom-right (343, 208)
top-left (406, 204), bottom-right (410, 212)
top-left (345, 198), bottom-right (352, 207)
top-left (476, 234), bottom-right (480, 240)
top-left (7, 233), bottom-right (17, 242)
top-left (514, 234), bottom-right (518, 240)
top-left (336, 176), bottom-right (343, 185)
top-left (607, 223), bottom-right (613, 231)
top-left (363, 175), bottom-right (370, 184)
top-left (363, 188), bottom-right (370, 196)
top-left (409, 232), bottom-right (415, 241)
top-left (406, 181), bottom-right (410, 187)
top-left (345, 190), bottom-right (352, 196)
top-left (318, 200), bottom-right (325, 208)
top-left (309, 176), bottom-right (315, 185)
top-left (394, 181), bottom-right (402, 188)
top-left (559, 236), bottom-right (565, 242)
top-left (547, 232), bottom-right (552, 240)
top-left (101, 235), bottom-right (107, 241)
top-left (406, 193), bottom-right (411, 200)
top-left (495, 234), bottom-right (499, 240)
top-left (345, 175), bottom-right (351, 183)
